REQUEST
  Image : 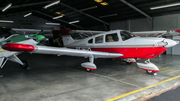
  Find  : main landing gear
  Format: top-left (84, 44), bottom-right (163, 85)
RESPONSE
top-left (146, 70), bottom-right (157, 76)
top-left (86, 69), bottom-right (92, 72)
top-left (137, 59), bottom-right (159, 76)
top-left (81, 55), bottom-right (97, 72)
top-left (123, 58), bottom-right (136, 65)
top-left (0, 55), bottom-right (29, 77)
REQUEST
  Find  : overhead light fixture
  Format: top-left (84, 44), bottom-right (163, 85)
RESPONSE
top-left (53, 15), bottom-right (63, 19)
top-left (46, 23), bottom-right (60, 25)
top-left (80, 6), bottom-right (98, 11)
top-left (0, 20), bottom-right (13, 23)
top-left (94, 0), bottom-right (108, 6)
top-left (44, 0), bottom-right (60, 9)
top-left (69, 20), bottom-right (79, 24)
top-left (2, 3), bottom-right (12, 12)
top-left (24, 12), bottom-right (32, 17)
top-left (55, 12), bottom-right (61, 14)
top-left (61, 14), bottom-right (65, 16)
top-left (94, 0), bottom-right (103, 3)
top-left (100, 2), bottom-right (108, 6)
top-left (99, 13), bottom-right (117, 18)
top-left (150, 2), bottom-right (180, 10)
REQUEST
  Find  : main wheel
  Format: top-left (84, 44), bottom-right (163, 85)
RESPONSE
top-left (146, 70), bottom-right (157, 75)
top-left (126, 62), bottom-right (132, 65)
top-left (20, 60), bottom-right (30, 69)
top-left (86, 69), bottom-right (92, 72)
top-left (0, 68), bottom-right (3, 77)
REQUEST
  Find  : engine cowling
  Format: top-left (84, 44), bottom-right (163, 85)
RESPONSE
top-left (81, 62), bottom-right (97, 70)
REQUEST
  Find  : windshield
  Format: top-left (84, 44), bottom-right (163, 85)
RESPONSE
top-left (120, 30), bottom-right (137, 41)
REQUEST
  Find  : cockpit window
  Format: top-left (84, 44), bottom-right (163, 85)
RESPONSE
top-left (106, 33), bottom-right (119, 42)
top-left (95, 35), bottom-right (103, 43)
top-left (88, 38), bottom-right (93, 44)
top-left (120, 30), bottom-right (136, 41)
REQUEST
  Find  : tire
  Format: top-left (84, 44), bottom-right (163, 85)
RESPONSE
top-left (20, 60), bottom-right (30, 69)
top-left (86, 69), bottom-right (92, 72)
top-left (126, 62), bottom-right (132, 65)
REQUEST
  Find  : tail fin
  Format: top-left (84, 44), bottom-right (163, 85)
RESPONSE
top-left (60, 25), bottom-right (75, 46)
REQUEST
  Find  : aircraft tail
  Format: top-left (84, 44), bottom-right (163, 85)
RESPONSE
top-left (60, 25), bottom-right (75, 46)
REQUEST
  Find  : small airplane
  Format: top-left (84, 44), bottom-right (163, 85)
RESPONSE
top-left (0, 27), bottom-right (45, 77)
top-left (2, 26), bottom-right (179, 76)
top-left (51, 26), bottom-right (180, 75)
top-left (0, 28), bottom-right (122, 77)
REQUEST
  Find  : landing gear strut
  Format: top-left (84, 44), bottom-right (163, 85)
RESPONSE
top-left (0, 55), bottom-right (30, 77)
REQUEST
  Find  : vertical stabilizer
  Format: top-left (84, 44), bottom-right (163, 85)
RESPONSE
top-left (60, 26), bottom-right (75, 46)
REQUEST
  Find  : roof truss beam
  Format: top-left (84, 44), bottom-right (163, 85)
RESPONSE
top-left (120, 0), bottom-right (152, 20)
top-left (35, 11), bottom-right (83, 29)
top-left (60, 3), bottom-right (109, 25)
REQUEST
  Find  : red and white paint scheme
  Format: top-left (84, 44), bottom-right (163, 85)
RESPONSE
top-left (2, 26), bottom-right (179, 76)
top-left (59, 26), bottom-right (179, 75)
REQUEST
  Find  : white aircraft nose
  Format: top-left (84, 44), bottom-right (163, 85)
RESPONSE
top-left (164, 39), bottom-right (179, 48)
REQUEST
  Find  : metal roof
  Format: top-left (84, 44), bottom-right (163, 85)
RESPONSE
top-left (0, 0), bottom-right (180, 29)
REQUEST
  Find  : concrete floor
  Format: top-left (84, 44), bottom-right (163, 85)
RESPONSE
top-left (1, 53), bottom-right (180, 101)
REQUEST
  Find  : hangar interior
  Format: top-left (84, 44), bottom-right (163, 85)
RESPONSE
top-left (1, 0), bottom-right (180, 101)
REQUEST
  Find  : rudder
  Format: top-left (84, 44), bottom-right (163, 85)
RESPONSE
top-left (60, 25), bottom-right (75, 46)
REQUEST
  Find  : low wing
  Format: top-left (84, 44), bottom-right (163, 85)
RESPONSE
top-left (2, 43), bottom-right (123, 58)
top-left (133, 30), bottom-right (180, 37)
top-left (12, 28), bottom-right (52, 35)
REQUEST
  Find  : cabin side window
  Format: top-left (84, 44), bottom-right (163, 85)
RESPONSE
top-left (106, 33), bottom-right (119, 42)
top-left (95, 35), bottom-right (103, 43)
top-left (88, 39), bottom-right (93, 44)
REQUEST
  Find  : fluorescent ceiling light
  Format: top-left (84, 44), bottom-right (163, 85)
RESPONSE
top-left (46, 23), bottom-right (60, 25)
top-left (80, 6), bottom-right (97, 11)
top-left (2, 3), bottom-right (12, 12)
top-left (150, 2), bottom-right (180, 10)
top-left (69, 20), bottom-right (79, 24)
top-left (24, 12), bottom-right (32, 17)
top-left (44, 0), bottom-right (60, 9)
top-left (0, 20), bottom-right (13, 23)
top-left (53, 15), bottom-right (63, 19)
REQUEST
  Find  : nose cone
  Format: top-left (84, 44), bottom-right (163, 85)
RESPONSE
top-left (164, 39), bottom-right (179, 48)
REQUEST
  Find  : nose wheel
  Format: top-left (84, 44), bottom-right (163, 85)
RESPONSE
top-left (146, 70), bottom-right (157, 76)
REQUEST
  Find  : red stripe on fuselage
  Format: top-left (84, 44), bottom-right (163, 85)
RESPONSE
top-left (90, 47), bottom-right (167, 59)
